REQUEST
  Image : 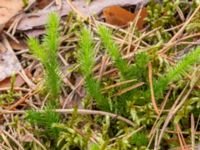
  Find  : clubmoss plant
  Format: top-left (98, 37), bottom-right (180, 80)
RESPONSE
top-left (27, 107), bottom-right (60, 137)
top-left (26, 13), bottom-right (62, 143)
top-left (97, 25), bottom-right (151, 115)
top-left (98, 25), bottom-right (149, 81)
top-left (78, 28), bottom-right (110, 110)
top-left (28, 12), bottom-right (61, 102)
top-left (154, 46), bottom-right (200, 98)
top-left (98, 25), bottom-right (129, 78)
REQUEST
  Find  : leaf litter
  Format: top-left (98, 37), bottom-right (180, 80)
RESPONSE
top-left (1, 0), bottom-right (200, 149)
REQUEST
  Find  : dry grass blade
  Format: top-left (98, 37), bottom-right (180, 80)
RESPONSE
top-left (102, 79), bottom-right (136, 91)
top-left (176, 124), bottom-right (188, 149)
top-left (2, 1), bottom-right (200, 149)
top-left (191, 114), bottom-right (195, 150)
top-left (112, 82), bottom-right (144, 97)
top-left (98, 55), bottom-right (109, 81)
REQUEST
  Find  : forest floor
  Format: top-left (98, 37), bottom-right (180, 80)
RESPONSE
top-left (0, 0), bottom-right (200, 150)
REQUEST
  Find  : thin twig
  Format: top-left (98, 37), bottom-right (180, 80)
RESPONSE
top-left (112, 82), bottom-right (144, 97)
top-left (191, 114), bottom-right (195, 150)
top-left (0, 109), bottom-right (135, 127)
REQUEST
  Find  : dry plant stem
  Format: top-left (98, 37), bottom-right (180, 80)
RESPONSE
top-left (102, 79), bottom-right (136, 91)
top-left (108, 126), bottom-right (145, 148)
top-left (43, 1), bottom-right (54, 10)
top-left (148, 88), bottom-right (172, 146)
top-left (132, 6), bottom-right (143, 32)
top-left (0, 130), bottom-right (13, 149)
top-left (2, 35), bottom-right (35, 89)
top-left (164, 23), bottom-right (184, 32)
top-left (195, 115), bottom-right (200, 131)
top-left (132, 27), bottom-right (161, 45)
top-left (177, 41), bottom-right (200, 45)
top-left (98, 55), bottom-right (109, 81)
top-left (128, 6), bottom-right (147, 51)
top-left (63, 76), bottom-right (82, 96)
top-left (4, 31), bottom-right (19, 44)
top-left (58, 52), bottom-right (68, 66)
top-left (95, 68), bottom-right (119, 80)
top-left (124, 126), bottom-right (144, 140)
top-left (63, 64), bottom-right (119, 108)
top-left (6, 89), bottom-right (39, 110)
top-left (176, 6), bottom-right (185, 21)
top-left (191, 114), bottom-right (195, 150)
top-left (176, 125), bottom-right (185, 150)
top-left (0, 87), bottom-right (30, 92)
top-left (113, 36), bottom-right (144, 48)
top-left (156, 72), bottom-right (199, 148)
top-left (119, 23), bottom-right (132, 51)
top-left (0, 109), bottom-right (135, 126)
top-left (165, 130), bottom-right (190, 135)
top-left (62, 90), bottom-right (74, 109)
top-left (94, 20), bottom-right (149, 46)
top-left (1, 130), bottom-right (24, 150)
top-left (176, 124), bottom-right (188, 149)
top-left (109, 126), bottom-right (144, 142)
top-left (7, 14), bottom-right (23, 36)
top-left (158, 4), bottom-right (200, 54)
top-left (62, 78), bottom-right (84, 108)
top-left (179, 32), bottom-right (200, 41)
top-left (23, 128), bottom-right (47, 150)
top-left (133, 33), bottom-right (142, 52)
top-left (112, 82), bottom-right (144, 97)
top-left (148, 62), bottom-right (159, 115)
top-left (126, 23), bottom-right (135, 54)
top-left (55, 0), bottom-right (62, 9)
top-left (0, 143), bottom-right (11, 150)
top-left (66, 0), bottom-right (86, 19)
top-left (25, 99), bottom-right (38, 110)
top-left (3, 114), bottom-right (13, 132)
top-left (153, 83), bottom-right (189, 148)
top-left (161, 32), bottom-right (200, 51)
top-left (153, 129), bottom-right (159, 150)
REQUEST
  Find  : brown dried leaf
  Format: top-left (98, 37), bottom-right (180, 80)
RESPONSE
top-left (103, 6), bottom-right (135, 27)
top-left (103, 6), bottom-right (147, 29)
top-left (0, 0), bottom-right (24, 32)
top-left (17, 0), bottom-right (147, 31)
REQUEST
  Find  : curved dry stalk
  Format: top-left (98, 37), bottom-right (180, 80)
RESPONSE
top-left (148, 62), bottom-right (159, 115)
top-left (0, 108), bottom-right (135, 126)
